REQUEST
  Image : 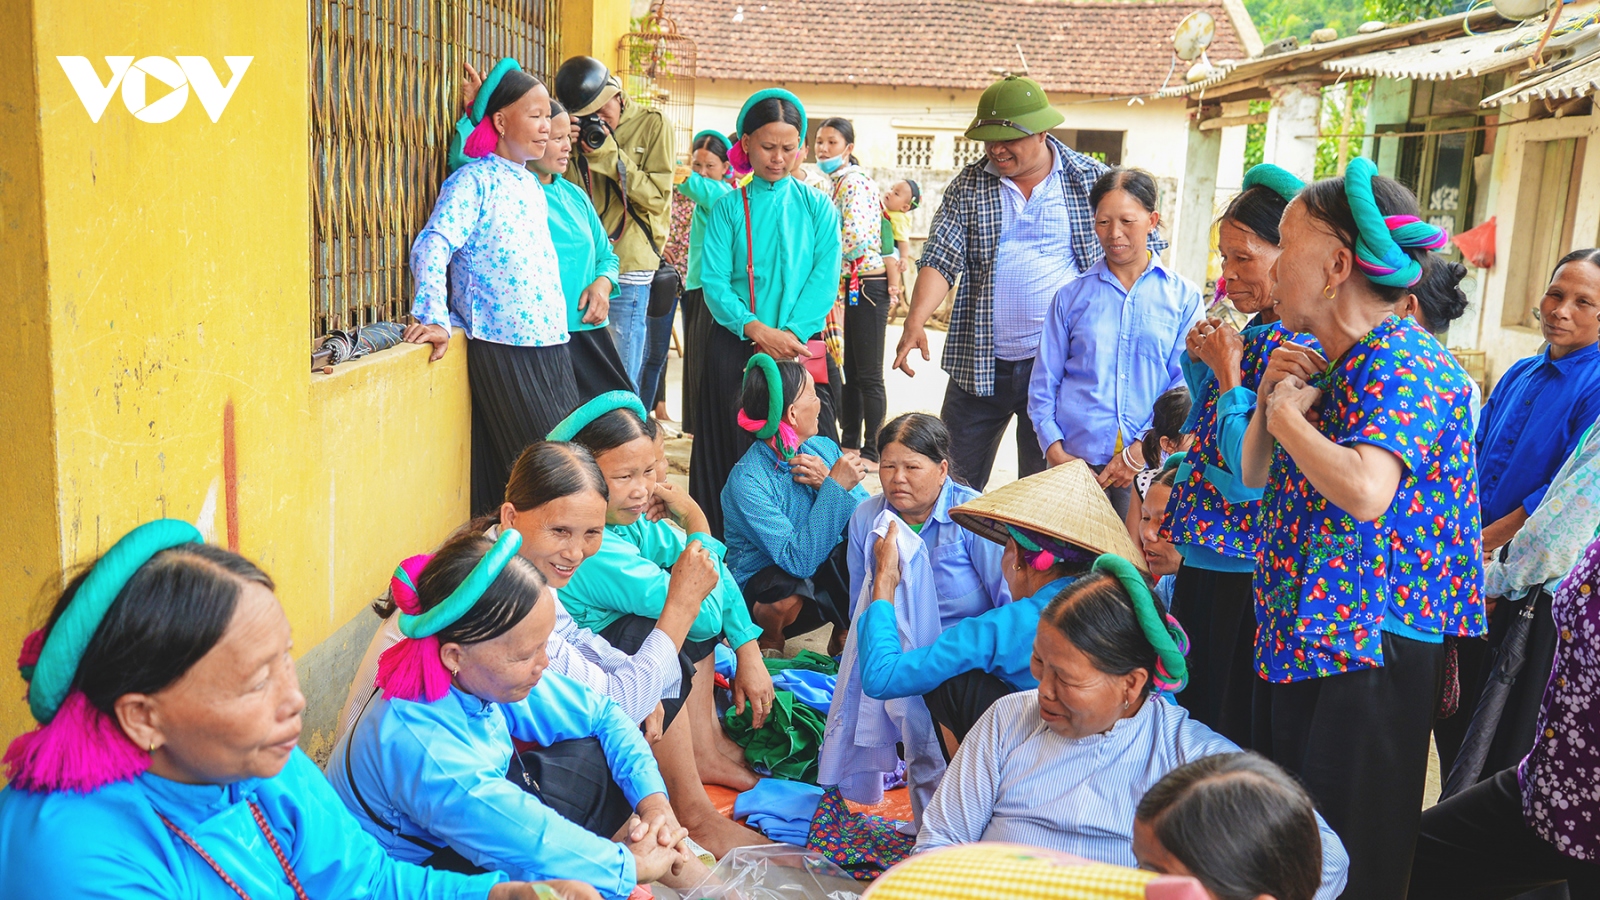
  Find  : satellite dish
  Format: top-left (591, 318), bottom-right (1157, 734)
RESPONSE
top-left (1174, 10), bottom-right (1217, 62)
top-left (1491, 0), bottom-right (1555, 20)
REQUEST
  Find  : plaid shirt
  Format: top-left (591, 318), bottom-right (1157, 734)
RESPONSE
top-left (920, 136), bottom-right (1169, 397)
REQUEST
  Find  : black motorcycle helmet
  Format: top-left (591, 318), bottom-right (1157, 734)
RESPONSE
top-left (554, 56), bottom-right (613, 116)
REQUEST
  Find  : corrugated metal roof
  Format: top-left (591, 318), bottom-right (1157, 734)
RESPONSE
top-left (1326, 13), bottom-right (1599, 81)
top-left (1149, 7), bottom-right (1509, 99)
top-left (1482, 50), bottom-right (1600, 104)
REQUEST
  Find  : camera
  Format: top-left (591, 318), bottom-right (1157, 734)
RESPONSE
top-left (575, 113), bottom-right (609, 152)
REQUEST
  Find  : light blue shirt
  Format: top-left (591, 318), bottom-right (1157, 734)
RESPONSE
top-left (918, 691), bottom-right (1349, 900)
top-left (990, 147), bottom-right (1079, 361)
top-left (410, 154), bottom-right (568, 347)
top-left (0, 749), bottom-right (501, 900)
top-left (1028, 256), bottom-right (1204, 465)
top-left (846, 479), bottom-right (1009, 633)
top-left (723, 437), bottom-right (871, 587)
top-left (329, 673), bottom-right (667, 900)
top-left (859, 577), bottom-right (1075, 699)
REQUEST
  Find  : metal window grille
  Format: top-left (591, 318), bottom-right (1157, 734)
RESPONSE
top-left (951, 136), bottom-right (985, 170)
top-left (896, 133), bottom-right (934, 169)
top-left (309, 0), bottom-right (562, 342)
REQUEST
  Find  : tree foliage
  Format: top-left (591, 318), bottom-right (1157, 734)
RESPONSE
top-left (1243, 0), bottom-right (1466, 44)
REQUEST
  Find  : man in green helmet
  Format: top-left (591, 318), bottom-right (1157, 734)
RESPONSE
top-left (891, 76), bottom-right (1165, 489)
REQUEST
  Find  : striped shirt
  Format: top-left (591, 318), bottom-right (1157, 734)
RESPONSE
top-left (918, 691), bottom-right (1349, 899)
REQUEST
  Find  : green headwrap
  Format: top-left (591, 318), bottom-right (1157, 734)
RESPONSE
top-left (398, 529), bottom-right (523, 639)
top-left (1092, 554), bottom-right (1188, 695)
top-left (692, 129), bottom-right (732, 153)
top-left (1240, 163), bottom-right (1305, 203)
top-left (736, 87), bottom-right (807, 139)
top-left (547, 390), bottom-right (648, 442)
top-left (472, 58), bottom-right (524, 125)
top-left (28, 520), bottom-right (203, 723)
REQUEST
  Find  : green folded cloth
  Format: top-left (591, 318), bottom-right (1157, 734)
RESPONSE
top-left (723, 689), bottom-right (826, 783)
top-left (763, 649), bottom-right (839, 676)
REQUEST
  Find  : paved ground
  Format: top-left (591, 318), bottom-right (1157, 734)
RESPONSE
top-left (654, 314), bottom-right (1443, 807)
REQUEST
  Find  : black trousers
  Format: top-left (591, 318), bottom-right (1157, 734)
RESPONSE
top-left (1253, 631), bottom-right (1445, 900)
top-left (1172, 565), bottom-right (1257, 748)
top-left (840, 275), bottom-right (890, 461)
top-left (466, 339), bottom-right (581, 516)
top-left (742, 538), bottom-right (853, 635)
top-left (568, 327), bottom-right (634, 404)
top-left (598, 614), bottom-right (698, 732)
top-left (924, 670), bottom-right (1016, 753)
top-left (940, 357), bottom-right (1046, 490)
top-left (1435, 634), bottom-right (1491, 778)
top-left (1409, 768), bottom-right (1600, 899)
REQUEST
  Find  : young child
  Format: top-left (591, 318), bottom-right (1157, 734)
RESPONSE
top-left (1127, 386), bottom-right (1194, 543)
top-left (883, 179), bottom-right (919, 272)
top-left (1135, 753), bottom-right (1327, 900)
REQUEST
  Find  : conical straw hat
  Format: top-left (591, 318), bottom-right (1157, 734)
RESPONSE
top-left (949, 459), bottom-right (1149, 575)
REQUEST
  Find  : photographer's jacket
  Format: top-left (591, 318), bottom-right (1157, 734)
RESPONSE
top-left (565, 101), bottom-right (674, 273)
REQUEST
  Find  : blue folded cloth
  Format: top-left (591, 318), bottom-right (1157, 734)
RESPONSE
top-left (771, 669), bottom-right (836, 715)
top-left (715, 643), bottom-right (737, 680)
top-left (735, 778), bottom-right (825, 846)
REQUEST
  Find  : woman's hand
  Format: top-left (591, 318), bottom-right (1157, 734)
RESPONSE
top-left (651, 480), bottom-right (703, 526)
top-left (732, 641), bottom-right (776, 728)
top-left (665, 541), bottom-right (718, 612)
top-left (828, 453), bottom-right (869, 491)
top-left (623, 820), bottom-right (687, 884)
top-left (402, 323), bottom-right (451, 362)
top-left (1045, 441), bottom-right (1076, 468)
top-left (460, 63), bottom-right (484, 114)
top-left (1263, 375), bottom-right (1322, 439)
top-left (1097, 444), bottom-right (1143, 488)
top-left (1258, 343), bottom-right (1327, 408)
top-left (1196, 322), bottom-right (1246, 392)
top-left (744, 321), bottom-right (809, 361)
top-left (788, 454), bottom-right (829, 488)
top-left (872, 520), bottom-right (902, 599)
top-left (1185, 319), bottom-right (1209, 358)
top-left (491, 881), bottom-right (601, 900)
top-left (579, 278), bottom-right (611, 325)
top-left (643, 702), bottom-right (666, 745)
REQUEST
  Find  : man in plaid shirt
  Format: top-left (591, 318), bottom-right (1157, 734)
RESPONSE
top-left (893, 76), bottom-right (1165, 488)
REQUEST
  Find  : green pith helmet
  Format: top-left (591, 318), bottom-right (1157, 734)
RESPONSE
top-left (965, 75), bottom-right (1065, 142)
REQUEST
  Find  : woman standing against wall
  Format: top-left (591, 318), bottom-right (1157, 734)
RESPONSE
top-left (688, 88), bottom-right (842, 537)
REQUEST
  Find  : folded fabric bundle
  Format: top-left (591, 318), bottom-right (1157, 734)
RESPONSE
top-left (764, 649), bottom-right (839, 676)
top-left (806, 788), bottom-right (914, 881)
top-left (734, 778), bottom-right (825, 846)
top-left (771, 669), bottom-right (836, 715)
top-left (714, 643), bottom-right (737, 680)
top-left (724, 689), bottom-right (827, 783)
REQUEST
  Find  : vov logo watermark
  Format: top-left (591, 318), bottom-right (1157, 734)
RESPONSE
top-left (57, 56), bottom-right (253, 123)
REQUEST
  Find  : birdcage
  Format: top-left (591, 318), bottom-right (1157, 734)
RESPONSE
top-left (617, 2), bottom-right (696, 163)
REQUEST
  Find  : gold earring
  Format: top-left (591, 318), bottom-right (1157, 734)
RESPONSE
top-left (1323, 284), bottom-right (1336, 300)
top-left (148, 740), bottom-right (156, 754)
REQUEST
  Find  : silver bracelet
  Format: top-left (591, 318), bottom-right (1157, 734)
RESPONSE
top-left (1121, 444), bottom-right (1148, 472)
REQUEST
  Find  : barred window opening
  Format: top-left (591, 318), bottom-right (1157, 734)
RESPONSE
top-left (896, 133), bottom-right (934, 170)
top-left (310, 0), bottom-right (561, 342)
top-left (952, 136), bottom-right (985, 170)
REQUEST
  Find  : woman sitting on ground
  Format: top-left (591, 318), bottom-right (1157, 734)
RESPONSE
top-left (0, 520), bottom-right (593, 900)
top-left (852, 460), bottom-right (1134, 743)
top-left (723, 355), bottom-right (870, 654)
top-left (1134, 752), bottom-right (1325, 900)
top-left (556, 392), bottom-right (777, 796)
top-left (915, 555), bottom-right (1349, 898)
top-left (330, 530), bottom-right (709, 900)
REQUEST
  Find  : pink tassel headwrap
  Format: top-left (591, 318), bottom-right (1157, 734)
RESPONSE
top-left (737, 410), bottom-right (801, 460)
top-left (4, 630), bottom-right (149, 793)
top-left (463, 116), bottom-right (501, 160)
top-left (727, 140), bottom-right (752, 175)
top-left (375, 554), bottom-right (455, 703)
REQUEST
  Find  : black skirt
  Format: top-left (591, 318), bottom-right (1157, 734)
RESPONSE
top-left (680, 289), bottom-right (707, 434)
top-left (466, 339), bottom-right (580, 515)
top-left (568, 327), bottom-right (633, 403)
top-left (1171, 564), bottom-right (1258, 748)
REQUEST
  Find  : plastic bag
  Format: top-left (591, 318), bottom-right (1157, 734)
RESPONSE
top-left (1452, 216), bottom-right (1495, 269)
top-left (670, 844), bottom-right (862, 900)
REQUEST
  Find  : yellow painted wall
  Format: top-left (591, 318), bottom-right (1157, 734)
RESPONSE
top-left (0, 0), bottom-right (625, 750)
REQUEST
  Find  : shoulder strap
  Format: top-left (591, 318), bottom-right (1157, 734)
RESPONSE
top-left (342, 688), bottom-right (447, 855)
top-left (742, 186), bottom-right (757, 315)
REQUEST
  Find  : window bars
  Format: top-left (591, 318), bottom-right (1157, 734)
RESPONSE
top-left (952, 136), bottom-right (986, 170)
top-left (896, 133), bottom-right (934, 170)
top-left (309, 0), bottom-right (561, 342)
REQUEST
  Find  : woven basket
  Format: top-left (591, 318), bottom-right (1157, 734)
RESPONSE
top-left (949, 460), bottom-right (1149, 574)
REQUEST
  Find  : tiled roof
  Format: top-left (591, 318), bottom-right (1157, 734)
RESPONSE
top-left (668, 0), bottom-right (1249, 96)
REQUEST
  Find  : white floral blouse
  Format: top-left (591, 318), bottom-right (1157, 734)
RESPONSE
top-left (409, 154), bottom-right (567, 347)
top-left (828, 164), bottom-right (884, 273)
